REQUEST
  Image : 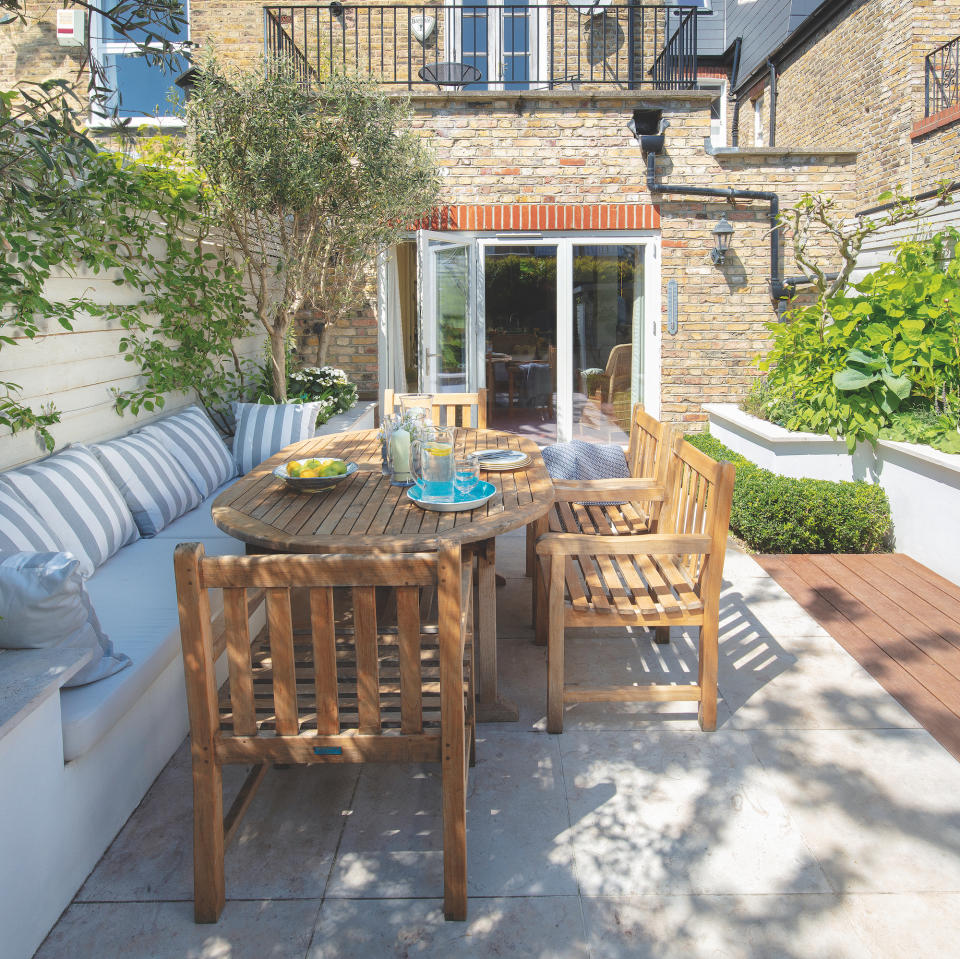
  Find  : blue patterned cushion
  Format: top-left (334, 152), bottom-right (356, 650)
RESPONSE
top-left (137, 405), bottom-right (237, 497)
top-left (92, 432), bottom-right (204, 537)
top-left (231, 401), bottom-right (325, 475)
top-left (541, 441), bottom-right (630, 509)
top-left (0, 481), bottom-right (61, 554)
top-left (0, 446), bottom-right (139, 579)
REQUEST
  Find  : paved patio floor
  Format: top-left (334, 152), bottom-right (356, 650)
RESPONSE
top-left (36, 533), bottom-right (960, 958)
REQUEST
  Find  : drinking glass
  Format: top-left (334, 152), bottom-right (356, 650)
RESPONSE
top-left (454, 457), bottom-right (480, 496)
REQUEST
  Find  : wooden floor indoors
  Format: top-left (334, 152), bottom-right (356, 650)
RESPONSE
top-left (756, 552), bottom-right (960, 762)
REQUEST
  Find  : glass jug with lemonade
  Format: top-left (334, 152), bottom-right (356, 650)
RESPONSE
top-left (412, 426), bottom-right (455, 502)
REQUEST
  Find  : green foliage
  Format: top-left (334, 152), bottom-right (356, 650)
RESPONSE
top-left (185, 58), bottom-right (441, 402)
top-left (880, 404), bottom-right (960, 454)
top-left (686, 433), bottom-right (892, 554)
top-left (287, 367), bottom-right (358, 424)
top-left (761, 227), bottom-right (960, 452)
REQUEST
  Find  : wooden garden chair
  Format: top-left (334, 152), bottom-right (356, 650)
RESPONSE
top-left (535, 433), bottom-right (735, 733)
top-left (527, 404), bottom-right (676, 640)
top-left (382, 389), bottom-right (487, 429)
top-left (174, 543), bottom-right (475, 923)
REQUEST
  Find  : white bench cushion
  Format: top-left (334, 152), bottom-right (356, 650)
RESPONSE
top-left (60, 485), bottom-right (242, 762)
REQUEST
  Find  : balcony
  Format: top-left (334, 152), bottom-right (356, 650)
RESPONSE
top-left (925, 34), bottom-right (959, 117)
top-left (262, 2), bottom-right (699, 93)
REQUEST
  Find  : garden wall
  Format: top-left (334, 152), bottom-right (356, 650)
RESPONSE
top-left (1, 264), bottom-right (264, 472)
top-left (706, 403), bottom-right (960, 585)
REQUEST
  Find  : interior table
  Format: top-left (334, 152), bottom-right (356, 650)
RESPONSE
top-left (212, 428), bottom-right (554, 722)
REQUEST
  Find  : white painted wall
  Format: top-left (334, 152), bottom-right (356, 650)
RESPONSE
top-left (705, 403), bottom-right (960, 586)
top-left (2, 260), bottom-right (264, 471)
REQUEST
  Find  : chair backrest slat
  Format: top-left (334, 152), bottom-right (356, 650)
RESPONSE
top-left (397, 585), bottom-right (423, 734)
top-left (266, 588), bottom-right (299, 736)
top-left (223, 587), bottom-right (256, 736)
top-left (310, 587), bottom-right (339, 735)
top-left (353, 585), bottom-right (381, 734)
top-left (384, 390), bottom-right (487, 430)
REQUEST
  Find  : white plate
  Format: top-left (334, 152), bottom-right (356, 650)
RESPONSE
top-left (469, 448), bottom-right (530, 470)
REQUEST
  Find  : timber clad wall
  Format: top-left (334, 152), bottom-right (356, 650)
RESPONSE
top-left (741, 0), bottom-right (960, 208)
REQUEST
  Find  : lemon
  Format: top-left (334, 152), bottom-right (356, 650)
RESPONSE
top-left (299, 468), bottom-right (319, 478)
top-left (286, 462), bottom-right (302, 477)
top-left (425, 443), bottom-right (451, 456)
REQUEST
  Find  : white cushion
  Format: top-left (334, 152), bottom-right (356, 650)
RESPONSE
top-left (0, 481), bottom-right (61, 554)
top-left (232, 401), bottom-right (325, 475)
top-left (60, 489), bottom-right (243, 762)
top-left (137, 406), bottom-right (237, 497)
top-left (92, 432), bottom-right (203, 536)
top-left (1, 445), bottom-right (139, 578)
top-left (0, 552), bottom-right (130, 687)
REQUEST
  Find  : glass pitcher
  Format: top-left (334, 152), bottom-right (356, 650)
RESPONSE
top-left (412, 426), bottom-right (455, 502)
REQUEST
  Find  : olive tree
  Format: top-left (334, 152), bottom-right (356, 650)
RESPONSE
top-left (185, 60), bottom-right (440, 402)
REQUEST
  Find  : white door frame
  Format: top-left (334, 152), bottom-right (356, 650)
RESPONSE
top-left (378, 231), bottom-right (662, 435)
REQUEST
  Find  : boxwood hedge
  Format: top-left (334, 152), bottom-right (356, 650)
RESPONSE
top-left (685, 433), bottom-right (892, 554)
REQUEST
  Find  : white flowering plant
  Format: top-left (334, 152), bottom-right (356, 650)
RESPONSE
top-left (286, 367), bottom-right (358, 425)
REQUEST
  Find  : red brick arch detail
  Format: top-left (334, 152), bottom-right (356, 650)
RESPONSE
top-left (412, 203), bottom-right (660, 232)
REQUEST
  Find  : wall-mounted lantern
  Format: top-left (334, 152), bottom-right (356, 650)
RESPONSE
top-left (711, 213), bottom-right (734, 265)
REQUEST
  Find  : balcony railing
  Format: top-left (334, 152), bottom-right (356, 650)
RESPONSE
top-left (925, 34), bottom-right (959, 117)
top-left (263, 3), bottom-right (699, 92)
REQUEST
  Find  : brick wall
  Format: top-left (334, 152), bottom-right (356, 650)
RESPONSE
top-left (405, 92), bottom-right (856, 428)
top-left (760, 0), bottom-right (960, 208)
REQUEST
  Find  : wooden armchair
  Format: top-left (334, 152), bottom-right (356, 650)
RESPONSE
top-left (174, 543), bottom-right (474, 923)
top-left (535, 433), bottom-right (735, 733)
top-left (527, 404), bottom-right (676, 630)
top-left (382, 389), bottom-right (487, 429)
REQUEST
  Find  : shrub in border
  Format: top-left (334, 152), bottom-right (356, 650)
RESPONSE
top-left (686, 433), bottom-right (892, 554)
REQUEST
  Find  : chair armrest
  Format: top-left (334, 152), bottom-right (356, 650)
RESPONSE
top-left (552, 479), bottom-right (665, 503)
top-left (536, 532), bottom-right (712, 557)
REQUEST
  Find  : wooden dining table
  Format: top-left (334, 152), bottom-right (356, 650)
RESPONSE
top-left (211, 428), bottom-right (554, 722)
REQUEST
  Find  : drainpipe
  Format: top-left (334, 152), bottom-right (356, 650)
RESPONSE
top-left (728, 37), bottom-right (743, 148)
top-left (767, 59), bottom-right (777, 147)
top-left (644, 149), bottom-right (789, 302)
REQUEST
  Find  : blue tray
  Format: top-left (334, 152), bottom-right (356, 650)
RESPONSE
top-left (407, 480), bottom-right (497, 512)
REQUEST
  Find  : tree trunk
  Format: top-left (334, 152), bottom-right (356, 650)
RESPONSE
top-left (269, 326), bottom-right (288, 403)
top-left (317, 322), bottom-right (330, 367)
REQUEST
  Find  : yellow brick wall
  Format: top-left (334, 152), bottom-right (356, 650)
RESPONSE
top-left (754, 0), bottom-right (960, 208)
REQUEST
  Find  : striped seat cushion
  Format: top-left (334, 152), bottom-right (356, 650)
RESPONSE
top-left (0, 482), bottom-right (62, 554)
top-left (137, 405), bottom-right (237, 496)
top-left (92, 433), bottom-right (204, 537)
top-left (232, 401), bottom-right (325, 475)
top-left (1, 446), bottom-right (139, 578)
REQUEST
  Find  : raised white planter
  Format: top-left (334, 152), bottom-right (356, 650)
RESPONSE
top-left (704, 403), bottom-right (960, 585)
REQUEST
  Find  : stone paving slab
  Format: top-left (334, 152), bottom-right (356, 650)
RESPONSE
top-left (35, 537), bottom-right (960, 959)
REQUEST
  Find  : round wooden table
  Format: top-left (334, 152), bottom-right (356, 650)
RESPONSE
top-left (212, 428), bottom-right (554, 721)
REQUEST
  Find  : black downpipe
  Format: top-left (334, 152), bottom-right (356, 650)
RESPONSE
top-left (729, 37), bottom-right (743, 148)
top-left (767, 60), bottom-right (777, 147)
top-left (646, 151), bottom-right (789, 302)
top-left (731, 97), bottom-right (741, 148)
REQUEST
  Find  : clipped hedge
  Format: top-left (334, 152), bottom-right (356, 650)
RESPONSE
top-left (685, 433), bottom-right (892, 554)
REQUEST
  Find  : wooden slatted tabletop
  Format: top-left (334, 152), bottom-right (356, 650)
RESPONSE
top-left (756, 552), bottom-right (960, 762)
top-left (212, 428), bottom-right (553, 554)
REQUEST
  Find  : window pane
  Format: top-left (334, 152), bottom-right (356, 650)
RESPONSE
top-left (100, 1), bottom-right (189, 43)
top-left (103, 51), bottom-right (187, 119)
top-left (572, 245), bottom-right (642, 445)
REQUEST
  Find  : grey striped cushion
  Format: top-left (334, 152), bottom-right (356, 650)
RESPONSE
top-left (92, 432), bottom-right (203, 537)
top-left (0, 481), bottom-right (62, 554)
top-left (0, 446), bottom-right (139, 579)
top-left (137, 405), bottom-right (236, 496)
top-left (232, 401), bottom-right (324, 475)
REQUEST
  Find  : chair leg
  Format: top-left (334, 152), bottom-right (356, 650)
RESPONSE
top-left (192, 754), bottom-right (225, 922)
top-left (525, 522), bottom-right (535, 578)
top-left (546, 553), bottom-right (565, 735)
top-left (653, 626), bottom-right (670, 645)
top-left (532, 516), bottom-right (548, 645)
top-left (698, 616), bottom-right (719, 732)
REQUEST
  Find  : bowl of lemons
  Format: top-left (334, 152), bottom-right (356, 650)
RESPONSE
top-left (273, 457), bottom-right (358, 491)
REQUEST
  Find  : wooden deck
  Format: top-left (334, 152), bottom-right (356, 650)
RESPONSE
top-left (755, 553), bottom-right (960, 761)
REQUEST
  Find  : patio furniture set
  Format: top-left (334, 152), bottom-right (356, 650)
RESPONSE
top-left (0, 394), bottom-right (734, 953)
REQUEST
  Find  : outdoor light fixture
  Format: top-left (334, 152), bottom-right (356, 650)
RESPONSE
top-left (711, 213), bottom-right (734, 265)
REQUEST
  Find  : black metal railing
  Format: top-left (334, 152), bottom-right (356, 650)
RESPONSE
top-left (925, 34), bottom-right (959, 117)
top-left (650, 6), bottom-right (697, 91)
top-left (263, 3), bottom-right (700, 91)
